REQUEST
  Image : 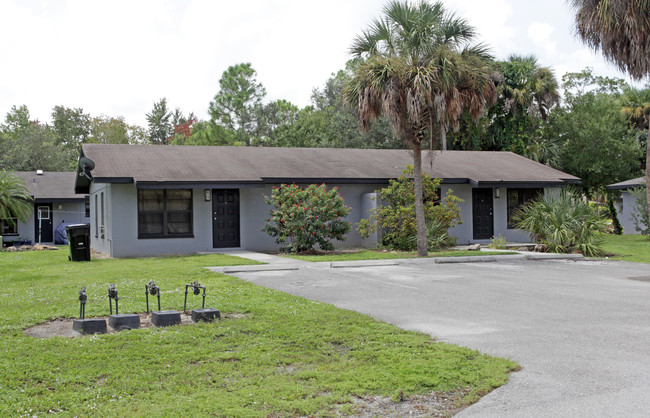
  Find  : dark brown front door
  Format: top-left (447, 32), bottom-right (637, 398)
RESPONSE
top-left (472, 189), bottom-right (493, 240)
top-left (212, 189), bottom-right (240, 248)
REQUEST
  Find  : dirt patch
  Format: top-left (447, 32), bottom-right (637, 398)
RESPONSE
top-left (4, 244), bottom-right (59, 252)
top-left (350, 388), bottom-right (471, 417)
top-left (23, 313), bottom-right (214, 338)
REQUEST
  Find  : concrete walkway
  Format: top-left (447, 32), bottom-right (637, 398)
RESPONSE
top-left (207, 251), bottom-right (650, 417)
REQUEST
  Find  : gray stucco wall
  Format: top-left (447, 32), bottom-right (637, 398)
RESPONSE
top-left (445, 185), bottom-right (555, 245)
top-left (2, 201), bottom-right (87, 245)
top-left (90, 182), bottom-right (385, 257)
top-left (616, 190), bottom-right (643, 235)
top-left (87, 181), bottom-right (565, 257)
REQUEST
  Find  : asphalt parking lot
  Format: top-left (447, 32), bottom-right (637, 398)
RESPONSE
top-left (215, 255), bottom-right (650, 417)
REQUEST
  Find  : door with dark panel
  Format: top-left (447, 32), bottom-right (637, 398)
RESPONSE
top-left (212, 189), bottom-right (240, 248)
top-left (472, 188), bottom-right (494, 240)
top-left (35, 203), bottom-right (53, 243)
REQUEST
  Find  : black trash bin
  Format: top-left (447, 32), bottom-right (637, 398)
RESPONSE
top-left (66, 224), bottom-right (91, 262)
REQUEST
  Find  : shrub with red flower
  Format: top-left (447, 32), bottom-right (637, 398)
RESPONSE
top-left (262, 183), bottom-right (351, 253)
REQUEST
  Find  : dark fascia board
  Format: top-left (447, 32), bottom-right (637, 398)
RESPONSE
top-left (94, 177), bottom-right (134, 184)
top-left (261, 177), bottom-right (473, 185)
top-left (34, 198), bottom-right (86, 203)
top-left (606, 183), bottom-right (644, 190)
top-left (136, 181), bottom-right (264, 189)
top-left (472, 180), bottom-right (578, 188)
top-left (260, 177), bottom-right (391, 185)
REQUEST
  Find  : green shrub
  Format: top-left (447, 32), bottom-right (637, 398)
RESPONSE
top-left (489, 234), bottom-right (508, 249)
top-left (356, 166), bottom-right (462, 251)
top-left (513, 190), bottom-right (608, 256)
top-left (262, 183), bottom-right (351, 252)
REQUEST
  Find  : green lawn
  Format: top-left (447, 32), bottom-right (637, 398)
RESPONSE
top-left (0, 249), bottom-right (518, 416)
top-left (284, 249), bottom-right (517, 262)
top-left (599, 234), bottom-right (650, 263)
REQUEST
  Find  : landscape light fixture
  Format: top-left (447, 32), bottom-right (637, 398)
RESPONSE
top-left (107, 284), bottom-right (140, 331)
top-left (145, 280), bottom-right (161, 314)
top-left (78, 286), bottom-right (87, 319)
top-left (72, 286), bottom-right (107, 334)
top-left (145, 280), bottom-right (181, 327)
top-left (107, 284), bottom-right (119, 315)
top-left (184, 280), bottom-right (206, 312)
top-left (184, 280), bottom-right (221, 322)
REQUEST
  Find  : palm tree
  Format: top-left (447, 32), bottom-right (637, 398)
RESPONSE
top-left (0, 171), bottom-right (33, 229)
top-left (498, 55), bottom-right (559, 121)
top-left (344, 0), bottom-right (496, 256)
top-left (489, 55), bottom-right (560, 160)
top-left (570, 0), bottom-right (650, 233)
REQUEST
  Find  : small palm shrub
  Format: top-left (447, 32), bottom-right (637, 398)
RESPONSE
top-left (513, 191), bottom-right (608, 256)
top-left (0, 171), bottom-right (33, 225)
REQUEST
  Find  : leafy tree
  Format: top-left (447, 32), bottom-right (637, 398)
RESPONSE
top-left (177, 120), bottom-right (235, 146)
top-left (209, 63), bottom-right (266, 145)
top-left (262, 183), bottom-right (351, 253)
top-left (146, 98), bottom-right (172, 144)
top-left (254, 99), bottom-right (301, 146)
top-left (88, 115), bottom-right (145, 145)
top-left (344, 0), bottom-right (496, 256)
top-left (620, 85), bottom-right (649, 171)
top-left (306, 67), bottom-right (401, 149)
top-left (0, 171), bottom-right (33, 226)
top-left (551, 70), bottom-right (641, 197)
top-left (51, 106), bottom-right (91, 148)
top-left (356, 167), bottom-right (462, 251)
top-left (570, 0), bottom-right (650, 241)
top-left (2, 105), bottom-right (31, 133)
top-left (168, 113), bottom-right (198, 145)
top-left (0, 106), bottom-right (74, 171)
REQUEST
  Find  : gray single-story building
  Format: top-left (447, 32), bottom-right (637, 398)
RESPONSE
top-left (1, 171), bottom-right (89, 246)
top-left (607, 177), bottom-right (646, 234)
top-left (74, 144), bottom-right (580, 258)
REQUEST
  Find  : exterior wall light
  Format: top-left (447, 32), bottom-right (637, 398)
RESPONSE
top-left (204, 189), bottom-right (211, 202)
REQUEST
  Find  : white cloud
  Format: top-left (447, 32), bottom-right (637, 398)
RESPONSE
top-left (528, 22), bottom-right (556, 55)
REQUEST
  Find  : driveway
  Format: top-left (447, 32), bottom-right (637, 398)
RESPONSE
top-left (210, 255), bottom-right (650, 417)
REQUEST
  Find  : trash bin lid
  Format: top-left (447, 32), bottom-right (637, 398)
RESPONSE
top-left (66, 223), bottom-right (90, 229)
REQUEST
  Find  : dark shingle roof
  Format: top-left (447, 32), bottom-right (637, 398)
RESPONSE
top-left (12, 171), bottom-right (84, 201)
top-left (78, 144), bottom-right (580, 188)
top-left (606, 177), bottom-right (645, 190)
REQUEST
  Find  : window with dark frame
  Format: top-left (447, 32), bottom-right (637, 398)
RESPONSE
top-left (138, 189), bottom-right (193, 238)
top-left (94, 194), bottom-right (98, 238)
top-left (507, 188), bottom-right (543, 229)
top-left (100, 192), bottom-right (105, 238)
top-left (85, 196), bottom-right (90, 218)
top-left (1, 218), bottom-right (18, 235)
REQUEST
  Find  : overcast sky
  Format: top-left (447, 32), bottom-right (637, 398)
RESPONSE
top-left (0, 0), bottom-right (640, 128)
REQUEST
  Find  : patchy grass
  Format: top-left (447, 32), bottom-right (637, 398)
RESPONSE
top-left (0, 250), bottom-right (518, 416)
top-left (598, 234), bottom-right (650, 263)
top-left (284, 249), bottom-right (517, 262)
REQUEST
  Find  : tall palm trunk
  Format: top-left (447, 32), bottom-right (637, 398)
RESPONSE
top-left (646, 129), bottom-right (650, 226)
top-left (412, 142), bottom-right (427, 256)
top-left (440, 123), bottom-right (447, 151)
